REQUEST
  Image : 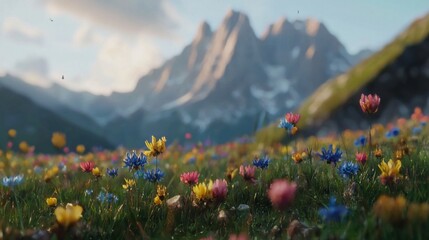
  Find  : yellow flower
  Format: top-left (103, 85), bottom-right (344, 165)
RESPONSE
top-left (192, 182), bottom-right (212, 202)
top-left (407, 203), bottom-right (429, 222)
top-left (46, 197), bottom-right (57, 207)
top-left (157, 185), bottom-right (167, 198)
top-left (54, 203), bottom-right (83, 228)
top-left (373, 195), bottom-right (407, 225)
top-left (374, 148), bottom-right (383, 158)
top-left (122, 178), bottom-right (136, 191)
top-left (44, 166), bottom-right (59, 182)
top-left (154, 195), bottom-right (162, 205)
top-left (76, 144), bottom-right (85, 154)
top-left (51, 132), bottom-right (66, 149)
top-left (292, 152), bottom-right (306, 164)
top-left (144, 136), bottom-right (167, 158)
top-left (226, 168), bottom-right (238, 181)
top-left (92, 167), bottom-right (102, 178)
top-left (378, 159), bottom-right (402, 185)
top-left (19, 141), bottom-right (30, 154)
top-left (8, 129), bottom-right (16, 138)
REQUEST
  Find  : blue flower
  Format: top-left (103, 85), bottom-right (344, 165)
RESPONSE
top-left (278, 119), bottom-right (294, 130)
top-left (123, 151), bottom-right (147, 171)
top-left (2, 175), bottom-right (24, 188)
top-left (318, 145), bottom-right (342, 165)
top-left (386, 127), bottom-right (400, 138)
top-left (338, 162), bottom-right (359, 179)
top-left (319, 197), bottom-right (348, 222)
top-left (421, 121), bottom-right (427, 127)
top-left (106, 168), bottom-right (118, 177)
top-left (97, 191), bottom-right (118, 204)
top-left (252, 156), bottom-right (270, 169)
top-left (85, 189), bottom-right (93, 196)
top-left (412, 127), bottom-right (422, 135)
top-left (354, 136), bottom-right (367, 147)
top-left (143, 168), bottom-right (165, 183)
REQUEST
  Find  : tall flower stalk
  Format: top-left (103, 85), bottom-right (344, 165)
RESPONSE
top-left (359, 94), bottom-right (381, 158)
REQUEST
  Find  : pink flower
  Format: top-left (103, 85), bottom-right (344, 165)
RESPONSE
top-left (80, 161), bottom-right (94, 173)
top-left (285, 112), bottom-right (300, 125)
top-left (268, 179), bottom-right (297, 210)
top-left (180, 171), bottom-right (199, 186)
top-left (229, 233), bottom-right (249, 240)
top-left (239, 165), bottom-right (256, 183)
top-left (212, 179), bottom-right (228, 201)
top-left (359, 94), bottom-right (380, 114)
top-left (355, 152), bottom-right (368, 165)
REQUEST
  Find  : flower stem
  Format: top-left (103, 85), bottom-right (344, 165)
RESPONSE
top-left (13, 190), bottom-right (24, 233)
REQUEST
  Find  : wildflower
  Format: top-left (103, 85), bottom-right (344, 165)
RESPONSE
top-left (19, 141), bottom-right (30, 154)
top-left (373, 195), bottom-right (406, 225)
top-left (92, 167), bottom-right (102, 178)
top-left (2, 174), bottom-right (24, 187)
top-left (80, 161), bottom-right (94, 173)
top-left (211, 179), bottom-right (228, 201)
top-left (359, 93), bottom-right (380, 114)
top-left (292, 152), bottom-right (306, 164)
top-left (374, 147), bottom-right (383, 159)
top-left (44, 166), bottom-right (59, 182)
top-left (123, 151), bottom-right (147, 171)
top-left (97, 192), bottom-right (119, 204)
top-left (386, 127), bottom-right (400, 138)
top-left (318, 145), bottom-right (342, 165)
top-left (268, 179), bottom-right (297, 210)
top-left (229, 233), bottom-right (250, 240)
top-left (54, 203), bottom-right (83, 228)
top-left (46, 197), bottom-right (57, 207)
top-left (144, 136), bottom-right (167, 158)
top-left (278, 119), bottom-right (298, 135)
top-left (338, 162), bottom-right (359, 179)
top-left (122, 178), bottom-right (136, 191)
top-left (76, 144), bottom-right (85, 154)
top-left (8, 129), bottom-right (17, 138)
top-left (407, 203), bottom-right (429, 222)
top-left (143, 168), bottom-right (165, 183)
top-left (180, 171), bottom-right (199, 186)
top-left (154, 196), bottom-right (163, 205)
top-left (354, 136), bottom-right (367, 147)
top-left (154, 185), bottom-right (167, 205)
top-left (378, 159), bottom-right (402, 185)
top-left (239, 165), bottom-right (256, 183)
top-left (355, 152), bottom-right (367, 165)
top-left (252, 156), bottom-right (270, 169)
top-left (285, 112), bottom-right (300, 125)
top-left (412, 127), bottom-right (422, 135)
top-left (106, 168), bottom-right (118, 178)
top-left (51, 132), bottom-right (66, 149)
top-left (193, 182), bottom-right (212, 202)
top-left (84, 189), bottom-right (93, 196)
top-left (226, 167), bottom-right (238, 181)
top-left (319, 197), bottom-right (348, 222)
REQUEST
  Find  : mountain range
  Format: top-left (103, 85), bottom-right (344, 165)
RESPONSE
top-left (1, 10), bottom-right (372, 148)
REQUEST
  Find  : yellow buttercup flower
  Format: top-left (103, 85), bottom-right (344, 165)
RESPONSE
top-left (44, 166), bottom-right (59, 182)
top-left (19, 141), bottom-right (30, 154)
top-left (378, 159), bottom-right (402, 185)
top-left (46, 197), bottom-right (57, 207)
top-left (154, 195), bottom-right (162, 205)
top-left (144, 136), bottom-right (167, 158)
top-left (8, 129), bottom-right (16, 138)
top-left (51, 132), bottom-right (67, 149)
top-left (92, 167), bottom-right (102, 178)
top-left (76, 144), bottom-right (85, 154)
top-left (192, 182), bottom-right (212, 202)
top-left (292, 152), bottom-right (306, 164)
top-left (122, 178), bottom-right (136, 191)
top-left (54, 203), bottom-right (83, 228)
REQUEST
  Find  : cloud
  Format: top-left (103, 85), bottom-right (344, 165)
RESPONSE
top-left (73, 25), bottom-right (104, 47)
top-left (13, 57), bottom-right (51, 87)
top-left (75, 35), bottom-right (164, 94)
top-left (2, 18), bottom-right (44, 44)
top-left (42, 0), bottom-right (182, 38)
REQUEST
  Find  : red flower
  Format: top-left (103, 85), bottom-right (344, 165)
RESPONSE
top-left (180, 171), bottom-right (199, 186)
top-left (80, 161), bottom-right (94, 173)
top-left (268, 179), bottom-right (297, 210)
top-left (359, 94), bottom-right (380, 114)
top-left (285, 112), bottom-right (300, 125)
top-left (212, 179), bottom-right (228, 201)
top-left (355, 152), bottom-right (368, 165)
top-left (239, 165), bottom-right (256, 183)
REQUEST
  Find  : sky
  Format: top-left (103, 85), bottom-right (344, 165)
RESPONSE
top-left (0, 0), bottom-right (428, 95)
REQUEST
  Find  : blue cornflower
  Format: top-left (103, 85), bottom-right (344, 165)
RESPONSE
top-left (106, 168), bottom-right (118, 177)
top-left (2, 175), bottom-right (24, 188)
top-left (386, 127), bottom-right (400, 138)
top-left (319, 197), bottom-right (348, 222)
top-left (412, 127), bottom-right (422, 135)
top-left (85, 189), bottom-right (93, 196)
top-left (278, 119), bottom-right (294, 130)
top-left (252, 156), bottom-right (270, 169)
top-left (123, 151), bottom-right (147, 171)
top-left (318, 145), bottom-right (342, 165)
top-left (338, 162), bottom-right (359, 179)
top-left (354, 136), bottom-right (367, 147)
top-left (97, 192), bottom-right (118, 204)
top-left (143, 168), bottom-right (165, 183)
top-left (421, 121), bottom-right (427, 127)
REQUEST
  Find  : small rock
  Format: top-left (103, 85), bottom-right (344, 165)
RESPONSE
top-left (218, 210), bottom-right (227, 222)
top-left (166, 195), bottom-right (183, 209)
top-left (237, 204), bottom-right (250, 211)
